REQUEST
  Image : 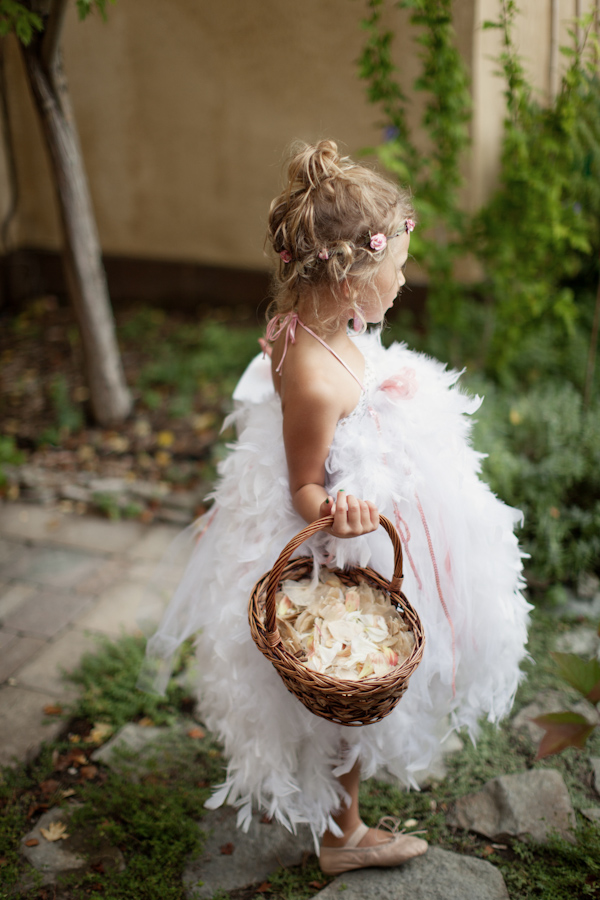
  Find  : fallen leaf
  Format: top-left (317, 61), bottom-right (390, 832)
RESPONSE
top-left (138, 717), bottom-right (155, 727)
top-left (256, 883), bottom-right (271, 893)
top-left (533, 711), bottom-right (595, 760)
top-left (550, 653), bottom-right (600, 701)
top-left (68, 734), bottom-right (81, 744)
top-left (191, 412), bottom-right (216, 432)
top-left (40, 821), bottom-right (69, 842)
top-left (40, 779), bottom-right (60, 796)
top-left (43, 704), bottom-right (63, 716)
top-left (84, 722), bottom-right (113, 744)
top-left (156, 430), bottom-right (174, 448)
top-left (187, 727), bottom-right (205, 740)
top-left (308, 881), bottom-right (327, 889)
top-left (24, 839), bottom-right (39, 847)
top-left (154, 450), bottom-right (171, 468)
top-left (403, 818), bottom-right (418, 828)
top-left (60, 789), bottom-right (76, 799)
top-left (0, 858), bottom-right (7, 866)
top-left (220, 842), bottom-right (234, 855)
top-left (27, 803), bottom-right (49, 819)
top-left (492, 843), bottom-right (508, 850)
top-left (91, 861), bottom-right (105, 874)
top-left (79, 765), bottom-right (98, 780)
top-left (482, 845), bottom-right (494, 856)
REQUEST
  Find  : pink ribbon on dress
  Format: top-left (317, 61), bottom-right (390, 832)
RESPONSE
top-left (368, 401), bottom-right (457, 697)
top-left (379, 367), bottom-right (418, 401)
top-left (265, 312), bottom-right (299, 374)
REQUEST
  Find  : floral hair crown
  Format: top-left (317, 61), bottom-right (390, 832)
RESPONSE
top-left (278, 218), bottom-right (415, 263)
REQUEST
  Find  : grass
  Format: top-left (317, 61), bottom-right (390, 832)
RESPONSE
top-left (1, 611), bottom-right (599, 899)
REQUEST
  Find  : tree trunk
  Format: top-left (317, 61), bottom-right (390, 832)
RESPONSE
top-left (20, 6), bottom-right (132, 426)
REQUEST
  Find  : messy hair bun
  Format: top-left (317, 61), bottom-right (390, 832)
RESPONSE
top-left (267, 140), bottom-right (414, 331)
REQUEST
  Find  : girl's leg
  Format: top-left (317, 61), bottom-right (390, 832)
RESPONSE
top-left (320, 761), bottom-right (388, 849)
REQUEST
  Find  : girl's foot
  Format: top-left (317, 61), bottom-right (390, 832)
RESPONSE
top-left (319, 818), bottom-right (428, 875)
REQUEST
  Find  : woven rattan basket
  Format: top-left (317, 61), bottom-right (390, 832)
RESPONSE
top-left (248, 514), bottom-right (425, 726)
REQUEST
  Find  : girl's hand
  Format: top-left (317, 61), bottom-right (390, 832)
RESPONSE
top-left (318, 490), bottom-right (379, 538)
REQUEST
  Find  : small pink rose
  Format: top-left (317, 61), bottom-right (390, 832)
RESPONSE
top-left (379, 367), bottom-right (418, 400)
top-left (318, 248), bottom-right (329, 260)
top-left (279, 250), bottom-right (292, 263)
top-left (405, 218), bottom-right (416, 234)
top-left (369, 233), bottom-right (387, 252)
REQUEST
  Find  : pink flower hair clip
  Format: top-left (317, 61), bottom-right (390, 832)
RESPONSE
top-left (318, 248), bottom-right (329, 260)
top-left (369, 233), bottom-right (387, 252)
top-left (279, 249), bottom-right (292, 264)
top-left (405, 218), bottom-right (416, 234)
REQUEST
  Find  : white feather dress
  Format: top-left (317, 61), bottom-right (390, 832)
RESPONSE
top-left (140, 331), bottom-right (531, 841)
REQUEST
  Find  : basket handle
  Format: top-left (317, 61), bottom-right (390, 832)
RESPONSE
top-left (264, 514), bottom-right (404, 645)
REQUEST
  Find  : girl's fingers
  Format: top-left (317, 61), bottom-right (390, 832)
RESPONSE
top-left (366, 500), bottom-right (379, 530)
top-left (319, 496), bottom-right (336, 518)
top-left (346, 494), bottom-right (361, 530)
top-left (329, 492), bottom-right (378, 537)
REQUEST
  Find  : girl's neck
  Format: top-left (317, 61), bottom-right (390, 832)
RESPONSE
top-left (296, 295), bottom-right (350, 343)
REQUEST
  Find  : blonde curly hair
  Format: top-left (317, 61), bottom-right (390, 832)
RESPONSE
top-left (266, 140), bottom-right (414, 333)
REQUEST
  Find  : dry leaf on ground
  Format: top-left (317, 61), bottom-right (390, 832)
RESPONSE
top-left (187, 727), bottom-right (205, 740)
top-left (40, 821), bottom-right (69, 842)
top-left (84, 722), bottom-right (113, 744)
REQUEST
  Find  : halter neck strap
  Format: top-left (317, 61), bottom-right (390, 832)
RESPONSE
top-left (265, 312), bottom-right (364, 391)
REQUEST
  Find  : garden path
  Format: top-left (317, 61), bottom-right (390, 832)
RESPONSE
top-left (0, 501), bottom-right (181, 766)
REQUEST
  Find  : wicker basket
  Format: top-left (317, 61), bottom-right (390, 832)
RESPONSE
top-left (248, 514), bottom-right (425, 726)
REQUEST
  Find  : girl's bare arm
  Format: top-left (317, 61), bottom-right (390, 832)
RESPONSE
top-left (282, 378), bottom-right (378, 538)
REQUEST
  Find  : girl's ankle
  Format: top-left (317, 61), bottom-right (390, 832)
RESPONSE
top-left (321, 820), bottom-right (364, 848)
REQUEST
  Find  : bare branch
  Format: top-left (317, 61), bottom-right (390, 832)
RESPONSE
top-left (41, 0), bottom-right (69, 77)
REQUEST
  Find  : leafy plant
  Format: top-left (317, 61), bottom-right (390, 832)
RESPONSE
top-left (135, 319), bottom-right (262, 417)
top-left (533, 633), bottom-right (600, 759)
top-left (472, 4), bottom-right (600, 377)
top-left (358, 0), bottom-right (471, 335)
top-left (471, 378), bottom-right (600, 588)
top-left (0, 0), bottom-right (42, 44)
top-left (65, 634), bottom-right (191, 729)
top-left (0, 434), bottom-right (24, 486)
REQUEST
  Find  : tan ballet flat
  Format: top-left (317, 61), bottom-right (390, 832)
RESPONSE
top-left (319, 818), bottom-right (428, 876)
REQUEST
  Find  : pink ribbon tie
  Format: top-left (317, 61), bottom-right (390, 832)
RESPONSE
top-left (265, 312), bottom-right (299, 374)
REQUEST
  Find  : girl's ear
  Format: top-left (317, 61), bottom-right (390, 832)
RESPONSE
top-left (341, 279), bottom-right (351, 299)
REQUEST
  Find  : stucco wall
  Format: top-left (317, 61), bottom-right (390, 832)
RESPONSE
top-left (0, 0), bottom-right (596, 276)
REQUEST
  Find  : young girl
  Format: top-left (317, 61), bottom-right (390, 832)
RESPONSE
top-left (141, 140), bottom-right (530, 874)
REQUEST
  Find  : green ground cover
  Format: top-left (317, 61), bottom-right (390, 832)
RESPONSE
top-left (1, 610), bottom-right (599, 900)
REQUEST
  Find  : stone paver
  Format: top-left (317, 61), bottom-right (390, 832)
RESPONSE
top-left (2, 545), bottom-right (103, 589)
top-left (127, 523), bottom-right (182, 560)
top-left (14, 628), bottom-right (100, 699)
top-left (0, 635), bottom-right (46, 682)
top-left (3, 587), bottom-right (92, 639)
top-left (184, 807), bottom-right (314, 899)
top-left (0, 538), bottom-right (26, 569)
top-left (0, 581), bottom-right (38, 619)
top-left (0, 505), bottom-right (177, 767)
top-left (75, 581), bottom-right (145, 636)
top-left (311, 847), bottom-right (509, 900)
top-left (0, 503), bottom-right (146, 553)
top-left (0, 685), bottom-right (65, 765)
top-left (74, 559), bottom-right (129, 596)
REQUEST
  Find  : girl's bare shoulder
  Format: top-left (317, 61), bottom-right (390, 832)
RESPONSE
top-left (276, 336), bottom-right (359, 419)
